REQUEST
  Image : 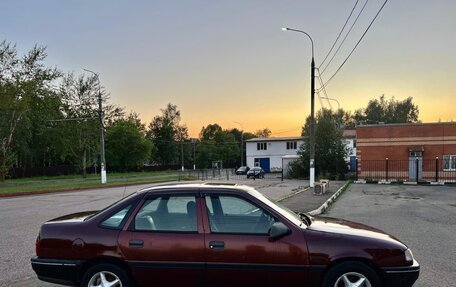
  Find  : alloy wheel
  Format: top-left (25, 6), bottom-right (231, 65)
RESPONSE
top-left (87, 271), bottom-right (122, 287)
top-left (334, 272), bottom-right (372, 287)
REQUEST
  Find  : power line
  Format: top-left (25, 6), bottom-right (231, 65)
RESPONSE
top-left (317, 91), bottom-right (324, 108)
top-left (273, 126), bottom-right (302, 133)
top-left (271, 127), bottom-right (302, 135)
top-left (316, 68), bottom-right (333, 110)
top-left (320, 0), bottom-right (360, 67)
top-left (320, 0), bottom-right (370, 75)
top-left (319, 0), bottom-right (390, 91)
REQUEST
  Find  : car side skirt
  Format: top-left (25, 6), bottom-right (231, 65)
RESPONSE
top-left (128, 260), bottom-right (325, 272)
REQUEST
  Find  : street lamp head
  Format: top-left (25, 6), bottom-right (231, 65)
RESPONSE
top-left (82, 68), bottom-right (99, 77)
top-left (281, 27), bottom-right (289, 31)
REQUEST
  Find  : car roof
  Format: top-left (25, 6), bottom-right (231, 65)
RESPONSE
top-left (137, 182), bottom-right (257, 195)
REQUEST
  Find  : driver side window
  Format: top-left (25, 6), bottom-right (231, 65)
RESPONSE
top-left (204, 195), bottom-right (276, 234)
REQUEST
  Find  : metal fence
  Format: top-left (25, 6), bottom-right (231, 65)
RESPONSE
top-left (356, 158), bottom-right (456, 183)
top-left (179, 168), bottom-right (284, 182)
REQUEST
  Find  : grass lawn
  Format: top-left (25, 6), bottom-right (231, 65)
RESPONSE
top-left (0, 170), bottom-right (193, 195)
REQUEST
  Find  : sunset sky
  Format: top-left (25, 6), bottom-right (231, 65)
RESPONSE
top-left (1, 0), bottom-right (455, 137)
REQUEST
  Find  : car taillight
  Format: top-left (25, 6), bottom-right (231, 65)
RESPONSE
top-left (35, 234), bottom-right (41, 257)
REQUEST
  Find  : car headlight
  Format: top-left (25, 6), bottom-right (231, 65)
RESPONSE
top-left (405, 248), bottom-right (414, 262)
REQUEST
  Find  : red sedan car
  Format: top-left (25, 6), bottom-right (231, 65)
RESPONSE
top-left (31, 183), bottom-right (419, 287)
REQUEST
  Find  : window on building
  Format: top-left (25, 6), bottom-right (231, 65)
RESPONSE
top-left (443, 155), bottom-right (456, 171)
top-left (409, 151), bottom-right (423, 157)
top-left (286, 141), bottom-right (297, 150)
top-left (353, 140), bottom-right (356, 148)
top-left (257, 142), bottom-right (267, 150)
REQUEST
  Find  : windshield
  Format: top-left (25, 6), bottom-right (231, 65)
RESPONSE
top-left (247, 189), bottom-right (305, 227)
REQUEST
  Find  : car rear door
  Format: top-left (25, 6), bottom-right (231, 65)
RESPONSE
top-left (118, 191), bottom-right (205, 287)
top-left (202, 192), bottom-right (309, 287)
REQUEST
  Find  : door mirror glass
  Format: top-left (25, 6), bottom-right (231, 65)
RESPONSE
top-left (269, 222), bottom-right (291, 240)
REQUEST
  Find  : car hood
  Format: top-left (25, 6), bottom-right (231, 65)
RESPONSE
top-left (47, 211), bottom-right (99, 223)
top-left (308, 216), bottom-right (406, 247)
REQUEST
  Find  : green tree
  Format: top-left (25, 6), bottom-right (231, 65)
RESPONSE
top-left (58, 73), bottom-right (124, 177)
top-left (196, 124), bottom-right (239, 168)
top-left (147, 103), bottom-right (188, 166)
top-left (105, 114), bottom-right (152, 171)
top-left (289, 108), bottom-right (348, 179)
top-left (254, 128), bottom-right (272, 138)
top-left (355, 95), bottom-right (419, 124)
top-left (0, 41), bottom-right (61, 180)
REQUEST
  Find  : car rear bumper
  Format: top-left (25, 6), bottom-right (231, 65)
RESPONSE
top-left (31, 256), bottom-right (83, 286)
top-left (381, 259), bottom-right (420, 287)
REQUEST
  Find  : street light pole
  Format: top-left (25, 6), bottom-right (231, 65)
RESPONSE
top-left (282, 27), bottom-right (316, 187)
top-left (233, 121), bottom-right (244, 166)
top-left (181, 141), bottom-right (184, 171)
top-left (192, 138), bottom-right (196, 170)
top-left (82, 68), bottom-right (107, 184)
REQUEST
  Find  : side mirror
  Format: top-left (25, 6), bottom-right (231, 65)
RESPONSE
top-left (269, 222), bottom-right (291, 240)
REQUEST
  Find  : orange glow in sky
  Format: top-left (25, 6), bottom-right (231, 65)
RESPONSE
top-left (2, 1), bottom-right (455, 138)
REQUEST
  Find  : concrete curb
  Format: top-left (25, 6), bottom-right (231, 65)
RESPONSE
top-left (276, 186), bottom-right (310, 202)
top-left (308, 181), bottom-right (351, 215)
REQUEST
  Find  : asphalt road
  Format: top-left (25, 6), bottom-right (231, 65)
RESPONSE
top-left (4, 180), bottom-right (450, 287)
top-left (326, 183), bottom-right (456, 287)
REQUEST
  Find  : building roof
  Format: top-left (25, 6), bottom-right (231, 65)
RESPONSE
top-left (342, 129), bottom-right (356, 138)
top-left (245, 136), bottom-right (305, 143)
top-left (356, 121), bottom-right (456, 128)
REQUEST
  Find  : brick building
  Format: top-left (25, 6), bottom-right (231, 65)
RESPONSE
top-left (356, 122), bottom-right (456, 182)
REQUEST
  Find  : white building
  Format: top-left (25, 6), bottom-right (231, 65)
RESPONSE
top-left (245, 137), bottom-right (304, 173)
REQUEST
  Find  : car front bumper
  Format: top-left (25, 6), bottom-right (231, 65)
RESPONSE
top-left (31, 256), bottom-right (83, 286)
top-left (381, 259), bottom-right (420, 287)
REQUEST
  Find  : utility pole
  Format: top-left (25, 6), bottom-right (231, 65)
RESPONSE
top-left (192, 138), bottom-right (196, 170)
top-left (310, 58), bottom-right (316, 188)
top-left (82, 68), bottom-right (107, 184)
top-left (282, 27), bottom-right (316, 187)
top-left (233, 121), bottom-right (244, 166)
top-left (181, 141), bottom-right (184, 171)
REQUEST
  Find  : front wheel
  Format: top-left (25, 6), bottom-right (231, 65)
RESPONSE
top-left (322, 262), bottom-right (381, 287)
top-left (81, 263), bottom-right (130, 287)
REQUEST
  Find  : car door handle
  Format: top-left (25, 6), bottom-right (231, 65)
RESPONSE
top-left (129, 239), bottom-right (144, 248)
top-left (209, 241), bottom-right (225, 250)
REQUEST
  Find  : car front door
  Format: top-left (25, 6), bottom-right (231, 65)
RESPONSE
top-left (202, 192), bottom-right (309, 287)
top-left (118, 192), bottom-right (205, 287)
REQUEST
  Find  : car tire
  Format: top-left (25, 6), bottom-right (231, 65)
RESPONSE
top-left (81, 263), bottom-right (130, 287)
top-left (321, 261), bottom-right (381, 287)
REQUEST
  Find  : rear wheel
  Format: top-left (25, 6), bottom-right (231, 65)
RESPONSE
top-left (81, 263), bottom-right (130, 287)
top-left (322, 262), bottom-right (381, 287)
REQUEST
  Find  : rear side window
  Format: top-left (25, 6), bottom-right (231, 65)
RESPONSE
top-left (134, 195), bottom-right (197, 232)
top-left (100, 204), bottom-right (133, 229)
